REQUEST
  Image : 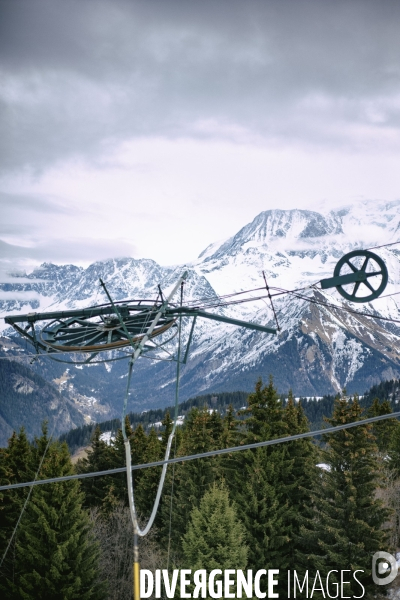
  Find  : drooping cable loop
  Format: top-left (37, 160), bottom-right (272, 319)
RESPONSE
top-left (116, 273), bottom-right (187, 537)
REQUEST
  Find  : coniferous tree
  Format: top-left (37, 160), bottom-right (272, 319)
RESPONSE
top-left (130, 423), bottom-right (148, 491)
top-left (218, 404), bottom-right (240, 486)
top-left (299, 394), bottom-right (389, 597)
top-left (234, 446), bottom-right (284, 573)
top-left (77, 425), bottom-right (113, 508)
top-left (208, 409), bottom-right (224, 447)
top-left (389, 424), bottom-right (400, 476)
top-left (233, 377), bottom-right (290, 583)
top-left (0, 428), bottom-right (35, 597)
top-left (245, 376), bottom-right (288, 442)
top-left (274, 392), bottom-right (319, 594)
top-left (161, 411), bottom-right (173, 452)
top-left (367, 397), bottom-right (399, 454)
top-left (3, 427), bottom-right (104, 599)
top-left (182, 482), bottom-right (247, 576)
top-left (0, 428), bottom-right (34, 538)
top-left (282, 393), bottom-right (318, 562)
top-left (107, 416), bottom-right (134, 506)
top-left (159, 408), bottom-right (220, 554)
top-left (135, 427), bottom-right (162, 517)
top-left (221, 404), bottom-right (239, 449)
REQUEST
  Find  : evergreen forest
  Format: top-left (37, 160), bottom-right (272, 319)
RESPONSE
top-left (1, 377), bottom-right (400, 599)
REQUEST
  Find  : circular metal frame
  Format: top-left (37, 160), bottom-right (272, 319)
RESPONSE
top-left (334, 250), bottom-right (388, 303)
top-left (39, 310), bottom-right (176, 353)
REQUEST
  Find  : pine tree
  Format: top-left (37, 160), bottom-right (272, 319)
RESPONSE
top-left (158, 408), bottom-right (220, 553)
top-left (232, 377), bottom-right (290, 580)
top-left (182, 482), bottom-right (247, 576)
top-left (299, 394), bottom-right (389, 597)
top-left (107, 416), bottom-right (134, 507)
top-left (221, 404), bottom-right (238, 449)
top-left (3, 428), bottom-right (104, 599)
top-left (77, 425), bottom-right (113, 508)
top-left (218, 404), bottom-right (240, 486)
top-left (282, 394), bottom-right (317, 540)
top-left (389, 424), bottom-right (400, 475)
top-left (367, 397), bottom-right (399, 454)
top-left (234, 446), bottom-right (285, 573)
top-left (135, 427), bottom-right (162, 517)
top-left (208, 409), bottom-right (224, 447)
top-left (0, 428), bottom-right (36, 597)
top-left (0, 428), bottom-right (34, 539)
top-left (161, 411), bottom-right (173, 452)
top-left (130, 423), bottom-right (148, 487)
top-left (126, 422), bottom-right (149, 518)
top-left (281, 393), bottom-right (318, 589)
top-left (245, 376), bottom-right (288, 442)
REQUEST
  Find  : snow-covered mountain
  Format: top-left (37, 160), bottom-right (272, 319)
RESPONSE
top-left (1, 199), bottom-right (400, 421)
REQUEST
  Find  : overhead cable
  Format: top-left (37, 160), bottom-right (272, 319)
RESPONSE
top-left (262, 271), bottom-right (280, 331)
top-left (278, 288), bottom-right (400, 326)
top-left (365, 240), bottom-right (400, 251)
top-left (1, 410), bottom-right (399, 493)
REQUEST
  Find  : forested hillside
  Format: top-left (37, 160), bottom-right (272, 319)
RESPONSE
top-left (362, 378), bottom-right (400, 406)
top-left (1, 377), bottom-right (399, 598)
top-left (59, 391), bottom-right (249, 453)
top-left (60, 379), bottom-right (400, 455)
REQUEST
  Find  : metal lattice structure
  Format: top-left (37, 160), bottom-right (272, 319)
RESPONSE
top-left (5, 298), bottom-right (276, 361)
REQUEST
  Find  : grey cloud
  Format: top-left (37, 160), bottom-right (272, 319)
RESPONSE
top-left (0, 237), bottom-right (137, 265)
top-left (1, 0), bottom-right (400, 172)
top-left (0, 193), bottom-right (69, 214)
top-left (0, 240), bottom-right (33, 259)
top-left (0, 193), bottom-right (72, 237)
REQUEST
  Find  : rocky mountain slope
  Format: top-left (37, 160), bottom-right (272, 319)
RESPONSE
top-left (1, 199), bottom-right (399, 424)
top-left (0, 352), bottom-right (85, 446)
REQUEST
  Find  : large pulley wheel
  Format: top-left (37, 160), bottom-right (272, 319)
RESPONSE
top-left (332, 250), bottom-right (388, 303)
top-left (39, 311), bottom-right (176, 352)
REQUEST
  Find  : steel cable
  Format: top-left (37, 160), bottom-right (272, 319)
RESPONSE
top-left (273, 287), bottom-right (400, 326)
top-left (2, 410), bottom-right (400, 492)
top-left (120, 274), bottom-right (186, 538)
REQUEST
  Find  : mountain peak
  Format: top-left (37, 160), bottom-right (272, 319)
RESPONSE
top-left (200, 207), bottom-right (343, 262)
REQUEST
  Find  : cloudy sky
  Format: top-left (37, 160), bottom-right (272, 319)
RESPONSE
top-left (1, 0), bottom-right (400, 274)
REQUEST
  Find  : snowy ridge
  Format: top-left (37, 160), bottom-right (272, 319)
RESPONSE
top-left (1, 198), bottom-right (400, 411)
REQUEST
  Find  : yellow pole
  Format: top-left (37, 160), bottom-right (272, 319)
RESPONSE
top-left (133, 562), bottom-right (140, 600)
top-left (133, 531), bottom-right (140, 600)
